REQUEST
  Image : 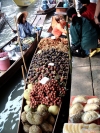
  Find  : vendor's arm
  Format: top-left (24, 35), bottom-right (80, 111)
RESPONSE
top-left (70, 24), bottom-right (81, 46)
top-left (58, 24), bottom-right (67, 34)
top-left (18, 24), bottom-right (26, 39)
top-left (27, 21), bottom-right (34, 34)
top-left (94, 0), bottom-right (100, 24)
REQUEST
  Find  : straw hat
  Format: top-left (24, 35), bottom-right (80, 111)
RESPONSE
top-left (17, 11), bottom-right (28, 23)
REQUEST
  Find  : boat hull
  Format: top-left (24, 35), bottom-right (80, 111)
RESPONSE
top-left (0, 14), bottom-right (46, 88)
top-left (17, 40), bottom-right (71, 133)
top-left (0, 36), bottom-right (39, 88)
top-left (12, 0), bottom-right (34, 7)
top-left (37, 4), bottom-right (56, 15)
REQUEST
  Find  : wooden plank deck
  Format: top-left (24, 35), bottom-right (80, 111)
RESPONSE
top-left (90, 54), bottom-right (100, 98)
top-left (71, 54), bottom-right (100, 98)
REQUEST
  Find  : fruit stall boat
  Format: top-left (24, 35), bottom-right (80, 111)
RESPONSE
top-left (55, 1), bottom-right (74, 15)
top-left (0, 13), bottom-right (6, 31)
top-left (0, 15), bottom-right (46, 87)
top-left (12, 0), bottom-right (34, 7)
top-left (37, 4), bottom-right (56, 15)
top-left (17, 35), bottom-right (72, 133)
top-left (16, 13), bottom-right (100, 133)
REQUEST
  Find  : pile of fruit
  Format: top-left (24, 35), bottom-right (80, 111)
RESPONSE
top-left (27, 48), bottom-right (69, 86)
top-left (20, 37), bottom-right (70, 133)
top-left (38, 37), bottom-right (68, 52)
top-left (30, 79), bottom-right (66, 108)
top-left (21, 104), bottom-right (56, 133)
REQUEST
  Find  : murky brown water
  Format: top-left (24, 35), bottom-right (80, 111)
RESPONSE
top-left (0, 0), bottom-right (54, 133)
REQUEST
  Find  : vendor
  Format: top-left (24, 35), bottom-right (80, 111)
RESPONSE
top-left (52, 15), bottom-right (67, 38)
top-left (67, 7), bottom-right (98, 57)
top-left (17, 11), bottom-right (36, 39)
top-left (79, 0), bottom-right (96, 23)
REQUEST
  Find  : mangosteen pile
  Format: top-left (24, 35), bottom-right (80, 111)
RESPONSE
top-left (27, 48), bottom-right (69, 87)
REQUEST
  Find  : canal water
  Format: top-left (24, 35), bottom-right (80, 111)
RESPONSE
top-left (0, 0), bottom-right (54, 132)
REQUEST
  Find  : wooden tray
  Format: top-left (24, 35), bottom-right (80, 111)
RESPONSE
top-left (69, 96), bottom-right (100, 125)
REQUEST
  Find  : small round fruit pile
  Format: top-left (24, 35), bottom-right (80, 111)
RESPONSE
top-left (27, 48), bottom-right (69, 86)
top-left (21, 104), bottom-right (57, 133)
top-left (38, 37), bottom-right (68, 52)
top-left (30, 79), bottom-right (66, 108)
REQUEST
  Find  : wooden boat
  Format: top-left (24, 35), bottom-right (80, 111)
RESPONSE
top-left (12, 0), bottom-right (34, 7)
top-left (37, 4), bottom-right (56, 15)
top-left (0, 13), bottom-right (6, 31)
top-left (17, 43), bottom-right (71, 133)
top-left (0, 15), bottom-right (46, 87)
top-left (55, 1), bottom-right (74, 15)
top-left (17, 15), bottom-right (72, 132)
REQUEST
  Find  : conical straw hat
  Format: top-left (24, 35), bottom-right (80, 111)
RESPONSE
top-left (17, 11), bottom-right (28, 23)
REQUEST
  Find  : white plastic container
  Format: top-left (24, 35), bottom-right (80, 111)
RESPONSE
top-left (3, 44), bottom-right (16, 58)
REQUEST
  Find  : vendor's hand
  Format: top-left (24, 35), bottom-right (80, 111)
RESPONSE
top-left (94, 17), bottom-right (100, 25)
top-left (55, 35), bottom-right (59, 39)
top-left (36, 27), bottom-right (41, 31)
top-left (12, 30), bottom-right (17, 34)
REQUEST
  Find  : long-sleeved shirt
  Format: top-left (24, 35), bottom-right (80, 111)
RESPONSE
top-left (18, 21), bottom-right (34, 39)
top-left (70, 17), bottom-right (98, 50)
top-left (80, 3), bottom-right (96, 23)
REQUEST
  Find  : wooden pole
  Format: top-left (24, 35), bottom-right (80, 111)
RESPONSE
top-left (31, 15), bottom-right (37, 25)
top-left (14, 16), bottom-right (28, 73)
top-left (66, 16), bottom-right (72, 73)
top-left (21, 65), bottom-right (26, 85)
top-left (36, 17), bottom-right (41, 42)
top-left (37, 31), bottom-right (39, 42)
top-left (4, 17), bottom-right (17, 33)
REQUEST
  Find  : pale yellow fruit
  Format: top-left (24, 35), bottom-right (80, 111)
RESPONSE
top-left (37, 104), bottom-right (47, 112)
top-left (24, 105), bottom-right (32, 113)
top-left (28, 84), bottom-right (33, 90)
top-left (23, 89), bottom-right (31, 100)
top-left (48, 105), bottom-right (59, 115)
top-left (26, 100), bottom-right (30, 105)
